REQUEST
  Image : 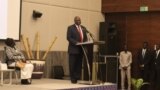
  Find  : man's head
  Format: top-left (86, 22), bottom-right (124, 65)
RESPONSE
top-left (5, 38), bottom-right (15, 47)
top-left (143, 42), bottom-right (148, 49)
top-left (74, 16), bottom-right (81, 25)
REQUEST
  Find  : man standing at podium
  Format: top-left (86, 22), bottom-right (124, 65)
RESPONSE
top-left (67, 16), bottom-right (88, 84)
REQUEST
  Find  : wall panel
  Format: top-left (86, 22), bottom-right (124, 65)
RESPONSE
top-left (20, 0), bottom-right (104, 51)
top-left (102, 0), bottom-right (160, 12)
top-left (105, 12), bottom-right (160, 78)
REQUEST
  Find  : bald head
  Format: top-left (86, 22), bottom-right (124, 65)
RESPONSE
top-left (74, 16), bottom-right (81, 25)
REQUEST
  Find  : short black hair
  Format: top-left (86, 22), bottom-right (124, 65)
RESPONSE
top-left (5, 38), bottom-right (15, 47)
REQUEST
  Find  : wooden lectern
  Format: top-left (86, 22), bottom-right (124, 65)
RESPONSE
top-left (77, 40), bottom-right (105, 85)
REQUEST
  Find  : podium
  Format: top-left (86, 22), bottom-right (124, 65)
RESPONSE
top-left (77, 41), bottom-right (105, 85)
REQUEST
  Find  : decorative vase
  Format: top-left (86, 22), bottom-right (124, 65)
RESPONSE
top-left (30, 60), bottom-right (45, 79)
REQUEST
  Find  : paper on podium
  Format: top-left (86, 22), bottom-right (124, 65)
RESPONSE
top-left (76, 41), bottom-right (94, 45)
top-left (76, 41), bottom-right (105, 45)
top-left (93, 41), bottom-right (105, 45)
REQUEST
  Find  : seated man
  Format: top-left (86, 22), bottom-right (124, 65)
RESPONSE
top-left (4, 38), bottom-right (34, 85)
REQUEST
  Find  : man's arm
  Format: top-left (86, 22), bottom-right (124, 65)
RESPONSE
top-left (67, 26), bottom-right (78, 45)
top-left (126, 52), bottom-right (132, 67)
top-left (119, 52), bottom-right (125, 68)
top-left (6, 47), bottom-right (25, 60)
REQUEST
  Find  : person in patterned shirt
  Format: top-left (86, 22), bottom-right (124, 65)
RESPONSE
top-left (5, 38), bottom-right (34, 85)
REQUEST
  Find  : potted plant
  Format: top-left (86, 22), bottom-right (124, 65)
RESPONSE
top-left (131, 78), bottom-right (149, 90)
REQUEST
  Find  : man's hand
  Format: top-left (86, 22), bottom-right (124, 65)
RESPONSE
top-left (26, 61), bottom-right (31, 63)
top-left (140, 64), bottom-right (144, 67)
top-left (122, 66), bottom-right (128, 70)
top-left (22, 60), bottom-right (26, 63)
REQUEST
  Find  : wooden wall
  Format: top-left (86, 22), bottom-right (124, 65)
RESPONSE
top-left (102, 0), bottom-right (160, 13)
top-left (102, 0), bottom-right (160, 78)
top-left (105, 12), bottom-right (160, 77)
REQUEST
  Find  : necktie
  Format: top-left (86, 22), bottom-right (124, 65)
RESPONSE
top-left (77, 26), bottom-right (83, 42)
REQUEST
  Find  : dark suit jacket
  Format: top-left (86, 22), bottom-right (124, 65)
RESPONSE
top-left (153, 50), bottom-right (160, 69)
top-left (67, 24), bottom-right (88, 54)
top-left (137, 48), bottom-right (151, 70)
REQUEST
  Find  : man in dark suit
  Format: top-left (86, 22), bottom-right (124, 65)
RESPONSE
top-left (67, 16), bottom-right (88, 84)
top-left (137, 42), bottom-right (151, 82)
top-left (150, 44), bottom-right (160, 90)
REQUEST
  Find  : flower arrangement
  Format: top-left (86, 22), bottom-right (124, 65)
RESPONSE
top-left (131, 78), bottom-right (149, 90)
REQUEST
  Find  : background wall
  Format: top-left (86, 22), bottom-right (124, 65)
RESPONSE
top-left (0, 0), bottom-right (104, 51)
top-left (21, 0), bottom-right (104, 51)
top-left (0, 0), bottom-right (104, 78)
top-left (102, 0), bottom-right (160, 88)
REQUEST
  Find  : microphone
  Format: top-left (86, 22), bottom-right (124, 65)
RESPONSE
top-left (86, 29), bottom-right (95, 41)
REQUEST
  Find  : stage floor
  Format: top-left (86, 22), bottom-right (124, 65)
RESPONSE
top-left (0, 79), bottom-right (117, 90)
